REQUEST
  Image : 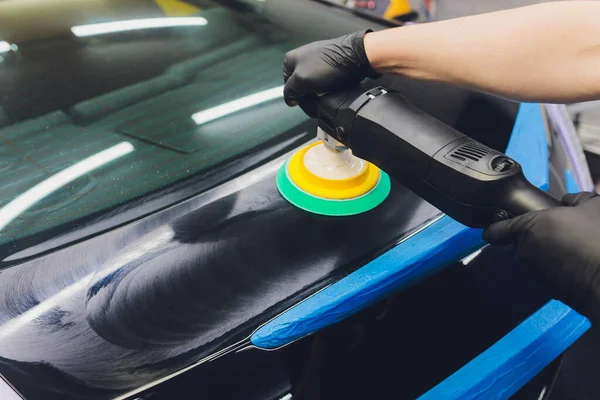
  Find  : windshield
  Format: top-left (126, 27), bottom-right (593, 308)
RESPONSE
top-left (0, 0), bottom-right (347, 259)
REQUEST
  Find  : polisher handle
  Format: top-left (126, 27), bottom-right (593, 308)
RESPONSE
top-left (498, 174), bottom-right (561, 217)
top-left (316, 85), bottom-right (561, 228)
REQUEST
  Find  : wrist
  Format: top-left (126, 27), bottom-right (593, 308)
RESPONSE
top-left (363, 31), bottom-right (383, 73)
top-left (354, 30), bottom-right (381, 79)
top-left (364, 27), bottom-right (433, 80)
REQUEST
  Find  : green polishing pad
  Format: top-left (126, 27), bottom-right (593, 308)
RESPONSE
top-left (276, 161), bottom-right (391, 217)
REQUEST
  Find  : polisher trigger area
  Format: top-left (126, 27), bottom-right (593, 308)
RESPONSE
top-left (276, 140), bottom-right (391, 216)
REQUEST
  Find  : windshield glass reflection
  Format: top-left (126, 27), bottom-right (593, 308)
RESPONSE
top-left (0, 142), bottom-right (134, 231)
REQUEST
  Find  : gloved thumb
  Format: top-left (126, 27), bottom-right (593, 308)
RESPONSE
top-left (482, 212), bottom-right (538, 245)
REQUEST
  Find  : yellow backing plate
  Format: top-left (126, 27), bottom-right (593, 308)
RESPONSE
top-left (287, 142), bottom-right (381, 200)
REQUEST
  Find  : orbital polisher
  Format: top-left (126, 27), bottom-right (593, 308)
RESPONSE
top-left (277, 86), bottom-right (559, 228)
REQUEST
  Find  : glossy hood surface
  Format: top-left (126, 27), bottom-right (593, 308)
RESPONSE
top-left (0, 154), bottom-right (441, 400)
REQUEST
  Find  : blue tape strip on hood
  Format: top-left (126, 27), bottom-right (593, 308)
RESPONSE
top-left (505, 103), bottom-right (549, 190)
top-left (565, 169), bottom-right (581, 193)
top-left (252, 215), bottom-right (482, 349)
top-left (418, 300), bottom-right (590, 399)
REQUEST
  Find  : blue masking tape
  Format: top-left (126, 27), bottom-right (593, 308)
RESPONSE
top-left (252, 216), bottom-right (483, 348)
top-left (251, 103), bottom-right (552, 349)
top-left (565, 169), bottom-right (581, 193)
top-left (418, 300), bottom-right (590, 400)
top-left (505, 103), bottom-right (549, 190)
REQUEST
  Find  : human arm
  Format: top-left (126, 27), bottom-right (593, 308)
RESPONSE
top-left (283, 1), bottom-right (600, 105)
top-left (365, 1), bottom-right (600, 103)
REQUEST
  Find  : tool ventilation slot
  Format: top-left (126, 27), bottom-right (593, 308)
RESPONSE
top-left (450, 142), bottom-right (490, 162)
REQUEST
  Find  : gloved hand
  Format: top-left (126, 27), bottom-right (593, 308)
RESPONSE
top-left (283, 30), bottom-right (381, 115)
top-left (483, 192), bottom-right (600, 324)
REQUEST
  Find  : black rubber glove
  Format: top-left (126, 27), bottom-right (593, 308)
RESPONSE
top-left (483, 192), bottom-right (600, 324)
top-left (283, 30), bottom-right (381, 116)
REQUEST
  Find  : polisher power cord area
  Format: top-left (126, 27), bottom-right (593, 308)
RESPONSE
top-left (277, 86), bottom-right (559, 228)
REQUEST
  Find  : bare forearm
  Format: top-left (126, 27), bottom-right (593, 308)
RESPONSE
top-left (365, 2), bottom-right (600, 103)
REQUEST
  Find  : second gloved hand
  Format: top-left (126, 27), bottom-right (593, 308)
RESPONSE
top-left (483, 192), bottom-right (600, 324)
top-left (283, 30), bottom-right (380, 114)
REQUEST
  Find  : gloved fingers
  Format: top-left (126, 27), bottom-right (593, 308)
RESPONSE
top-left (283, 73), bottom-right (305, 107)
top-left (482, 212), bottom-right (538, 245)
top-left (561, 191), bottom-right (598, 206)
top-left (283, 50), bottom-right (297, 83)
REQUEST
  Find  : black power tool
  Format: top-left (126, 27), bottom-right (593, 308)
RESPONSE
top-left (316, 86), bottom-right (560, 228)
